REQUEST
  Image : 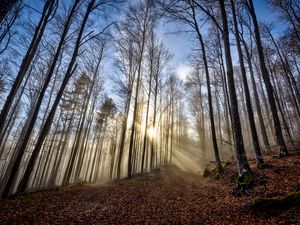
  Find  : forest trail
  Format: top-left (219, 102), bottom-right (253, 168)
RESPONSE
top-left (1, 150), bottom-right (300, 225)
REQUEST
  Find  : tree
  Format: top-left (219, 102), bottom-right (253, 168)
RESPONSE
top-left (0, 0), bottom-right (22, 55)
top-left (126, 0), bottom-right (156, 178)
top-left (269, 0), bottom-right (300, 41)
top-left (14, 0), bottom-right (81, 193)
top-left (218, 0), bottom-right (252, 178)
top-left (1, 0), bottom-right (58, 198)
top-left (244, 0), bottom-right (288, 156)
top-left (0, 0), bottom-right (56, 144)
top-left (238, 12), bottom-right (272, 153)
top-left (0, 0), bottom-right (20, 22)
top-left (114, 28), bottom-right (137, 179)
top-left (230, 0), bottom-right (264, 167)
top-left (159, 0), bottom-right (222, 172)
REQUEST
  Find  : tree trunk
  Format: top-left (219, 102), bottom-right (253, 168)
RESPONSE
top-left (191, 4), bottom-right (222, 172)
top-left (127, 10), bottom-right (148, 178)
top-left (116, 94), bottom-right (131, 179)
top-left (0, 0), bottom-right (55, 138)
top-left (141, 34), bottom-right (154, 173)
top-left (230, 0), bottom-right (264, 167)
top-left (240, 37), bottom-right (271, 153)
top-left (219, 0), bottom-right (251, 176)
top-left (0, 0), bottom-right (19, 22)
top-left (15, 0), bottom-right (96, 194)
top-left (246, 0), bottom-right (288, 156)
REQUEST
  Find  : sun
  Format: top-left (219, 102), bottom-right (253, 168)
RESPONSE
top-left (147, 126), bottom-right (156, 139)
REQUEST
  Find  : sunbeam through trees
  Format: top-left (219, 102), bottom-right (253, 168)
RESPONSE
top-left (0, 0), bottom-right (300, 224)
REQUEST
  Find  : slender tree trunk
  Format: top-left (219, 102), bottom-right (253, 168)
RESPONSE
top-left (48, 113), bottom-right (68, 187)
top-left (127, 14), bottom-right (148, 178)
top-left (74, 96), bottom-right (96, 181)
top-left (38, 111), bottom-right (62, 188)
top-left (230, 0), bottom-right (264, 167)
top-left (0, 65), bottom-right (32, 153)
top-left (219, 0), bottom-right (251, 176)
top-left (141, 36), bottom-right (154, 172)
top-left (50, 107), bottom-right (75, 186)
top-left (94, 120), bottom-right (107, 182)
top-left (15, 0), bottom-right (96, 194)
top-left (12, 0), bottom-right (78, 192)
top-left (170, 96), bottom-right (174, 165)
top-left (268, 58), bottom-right (295, 148)
top-left (63, 92), bottom-right (89, 184)
top-left (246, 0), bottom-right (288, 156)
top-left (217, 26), bottom-right (232, 147)
top-left (0, 0), bottom-right (19, 22)
top-left (241, 38), bottom-right (271, 153)
top-left (90, 130), bottom-right (102, 182)
top-left (150, 60), bottom-right (159, 172)
top-left (190, 5), bottom-right (222, 171)
top-left (265, 27), bottom-right (300, 118)
top-left (116, 94), bottom-right (131, 179)
top-left (0, 0), bottom-right (55, 138)
top-left (85, 130), bottom-right (98, 182)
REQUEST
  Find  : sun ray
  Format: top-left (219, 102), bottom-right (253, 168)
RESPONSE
top-left (147, 126), bottom-right (156, 139)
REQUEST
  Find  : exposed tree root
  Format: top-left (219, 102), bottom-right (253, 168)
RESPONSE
top-left (258, 161), bottom-right (270, 169)
top-left (236, 170), bottom-right (253, 190)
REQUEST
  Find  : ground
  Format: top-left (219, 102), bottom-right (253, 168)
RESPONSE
top-left (0, 149), bottom-right (300, 224)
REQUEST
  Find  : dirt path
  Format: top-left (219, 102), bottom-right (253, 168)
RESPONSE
top-left (1, 152), bottom-right (300, 225)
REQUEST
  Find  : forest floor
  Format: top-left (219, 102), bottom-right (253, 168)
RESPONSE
top-left (1, 146), bottom-right (300, 224)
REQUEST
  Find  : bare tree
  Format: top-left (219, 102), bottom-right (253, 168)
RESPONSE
top-left (244, 0), bottom-right (288, 156)
top-left (0, 0), bottom-right (20, 22)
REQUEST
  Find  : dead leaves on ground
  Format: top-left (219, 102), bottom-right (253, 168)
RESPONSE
top-left (0, 150), bottom-right (300, 225)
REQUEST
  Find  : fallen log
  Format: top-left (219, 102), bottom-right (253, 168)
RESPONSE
top-left (252, 191), bottom-right (300, 208)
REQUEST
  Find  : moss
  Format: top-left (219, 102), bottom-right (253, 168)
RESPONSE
top-left (202, 161), bottom-right (232, 179)
top-left (60, 183), bottom-right (86, 191)
top-left (225, 161), bottom-right (231, 167)
top-left (203, 168), bottom-right (211, 178)
top-left (213, 166), bottom-right (224, 180)
top-left (252, 191), bottom-right (300, 209)
top-left (258, 161), bottom-right (269, 169)
top-left (278, 149), bottom-right (288, 158)
top-left (218, 165), bottom-right (224, 173)
top-left (236, 169), bottom-right (253, 190)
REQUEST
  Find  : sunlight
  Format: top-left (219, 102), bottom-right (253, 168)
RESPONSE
top-left (175, 63), bottom-right (192, 82)
top-left (147, 126), bottom-right (156, 139)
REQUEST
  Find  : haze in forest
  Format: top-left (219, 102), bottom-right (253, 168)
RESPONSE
top-left (0, 0), bottom-right (299, 202)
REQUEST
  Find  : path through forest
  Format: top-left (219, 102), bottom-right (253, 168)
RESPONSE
top-left (1, 150), bottom-right (300, 225)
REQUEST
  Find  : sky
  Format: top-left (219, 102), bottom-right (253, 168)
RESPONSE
top-left (155, 0), bottom-right (284, 82)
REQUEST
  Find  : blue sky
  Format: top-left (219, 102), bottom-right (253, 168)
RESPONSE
top-left (156, 0), bottom-right (284, 81)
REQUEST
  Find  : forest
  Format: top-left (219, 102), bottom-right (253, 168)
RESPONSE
top-left (0, 0), bottom-right (299, 224)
